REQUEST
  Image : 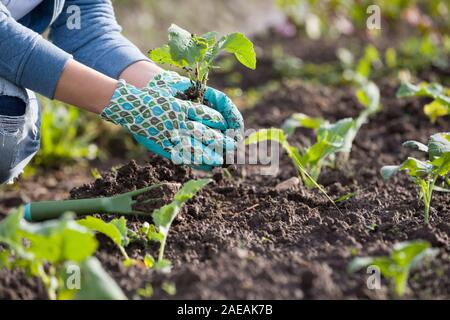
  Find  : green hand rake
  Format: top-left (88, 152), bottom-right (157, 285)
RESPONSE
top-left (24, 183), bottom-right (176, 222)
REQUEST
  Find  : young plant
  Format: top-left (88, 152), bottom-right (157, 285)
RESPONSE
top-left (397, 81), bottom-right (450, 122)
top-left (348, 240), bottom-right (438, 297)
top-left (0, 207), bottom-right (125, 300)
top-left (281, 115), bottom-right (357, 187)
top-left (149, 24), bottom-right (256, 102)
top-left (245, 128), bottom-right (338, 208)
top-left (141, 179), bottom-right (212, 268)
top-left (381, 133), bottom-right (450, 224)
top-left (341, 44), bottom-right (382, 117)
top-left (77, 216), bottom-right (132, 264)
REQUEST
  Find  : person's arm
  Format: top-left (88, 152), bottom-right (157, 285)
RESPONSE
top-left (0, 6), bottom-right (72, 98)
top-left (49, 0), bottom-right (162, 88)
top-left (54, 59), bottom-right (117, 114)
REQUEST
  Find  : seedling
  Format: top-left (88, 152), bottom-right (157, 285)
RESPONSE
top-left (141, 179), bottom-right (212, 267)
top-left (244, 128), bottom-right (337, 207)
top-left (348, 240), bottom-right (438, 297)
top-left (0, 207), bottom-right (125, 300)
top-left (397, 81), bottom-right (450, 122)
top-left (149, 24), bottom-right (256, 102)
top-left (285, 116), bottom-right (357, 187)
top-left (381, 133), bottom-right (450, 224)
top-left (77, 216), bottom-right (132, 264)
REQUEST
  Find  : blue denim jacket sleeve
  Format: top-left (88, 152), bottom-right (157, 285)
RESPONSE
top-left (0, 0), bottom-right (150, 99)
top-left (49, 0), bottom-right (150, 81)
top-left (0, 4), bottom-right (72, 99)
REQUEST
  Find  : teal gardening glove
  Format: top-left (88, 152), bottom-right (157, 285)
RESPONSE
top-left (101, 71), bottom-right (240, 169)
top-left (149, 71), bottom-right (244, 138)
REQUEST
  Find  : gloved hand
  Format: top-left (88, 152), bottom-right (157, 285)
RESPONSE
top-left (101, 74), bottom-right (237, 168)
top-left (147, 71), bottom-right (244, 141)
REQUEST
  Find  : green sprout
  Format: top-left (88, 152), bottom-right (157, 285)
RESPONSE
top-left (0, 208), bottom-right (125, 300)
top-left (149, 24), bottom-right (256, 102)
top-left (397, 81), bottom-right (450, 122)
top-left (279, 115), bottom-right (357, 188)
top-left (77, 216), bottom-right (132, 265)
top-left (381, 133), bottom-right (450, 224)
top-left (348, 240), bottom-right (438, 297)
top-left (244, 128), bottom-right (337, 207)
top-left (140, 179), bottom-right (212, 269)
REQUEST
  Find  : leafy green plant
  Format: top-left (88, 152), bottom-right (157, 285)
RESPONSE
top-left (341, 45), bottom-right (382, 117)
top-left (397, 81), bottom-right (450, 122)
top-left (149, 24), bottom-right (256, 102)
top-left (348, 240), bottom-right (438, 297)
top-left (77, 216), bottom-right (132, 264)
top-left (279, 115), bottom-right (356, 187)
top-left (381, 133), bottom-right (450, 224)
top-left (244, 128), bottom-right (337, 207)
top-left (0, 207), bottom-right (125, 300)
top-left (140, 179), bottom-right (212, 268)
top-left (31, 99), bottom-right (98, 169)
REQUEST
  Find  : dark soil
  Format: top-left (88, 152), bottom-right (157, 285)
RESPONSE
top-left (3, 73), bottom-right (450, 299)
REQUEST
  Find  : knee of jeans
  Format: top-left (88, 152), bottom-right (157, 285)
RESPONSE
top-left (0, 96), bottom-right (27, 116)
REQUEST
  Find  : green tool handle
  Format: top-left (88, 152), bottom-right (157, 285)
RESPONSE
top-left (24, 198), bottom-right (107, 222)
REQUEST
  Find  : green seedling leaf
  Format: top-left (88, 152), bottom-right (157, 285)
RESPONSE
top-left (403, 140), bottom-right (429, 153)
top-left (380, 165), bottom-right (400, 180)
top-left (0, 207), bottom-right (24, 247)
top-left (144, 254), bottom-right (155, 269)
top-left (397, 81), bottom-right (450, 122)
top-left (137, 284), bottom-right (154, 298)
top-left (20, 214), bottom-right (98, 263)
top-left (149, 45), bottom-right (183, 67)
top-left (77, 216), bottom-right (130, 261)
top-left (334, 192), bottom-right (355, 203)
top-left (152, 179), bottom-right (212, 262)
top-left (167, 24), bottom-right (208, 67)
top-left (348, 240), bottom-right (437, 297)
top-left (356, 44), bottom-right (380, 79)
top-left (245, 129), bottom-right (339, 209)
top-left (0, 210), bottom-right (124, 300)
top-left (161, 281), bottom-right (177, 296)
top-left (245, 128), bottom-right (288, 148)
top-left (382, 133), bottom-right (450, 224)
top-left (281, 113), bottom-right (325, 136)
top-left (78, 216), bottom-right (122, 247)
top-left (214, 33), bottom-right (256, 69)
top-left (154, 259), bottom-right (172, 272)
top-left (428, 132), bottom-right (450, 159)
top-left (59, 258), bottom-right (127, 300)
top-left (424, 100), bottom-right (448, 123)
top-left (147, 224), bottom-right (164, 243)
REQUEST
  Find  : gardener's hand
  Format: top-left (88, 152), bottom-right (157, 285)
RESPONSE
top-left (147, 71), bottom-right (244, 141)
top-left (101, 77), bottom-right (236, 168)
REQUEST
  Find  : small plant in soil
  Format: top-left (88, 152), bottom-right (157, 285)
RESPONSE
top-left (244, 128), bottom-right (336, 206)
top-left (77, 216), bottom-right (133, 265)
top-left (279, 115), bottom-right (357, 188)
top-left (149, 24), bottom-right (256, 103)
top-left (140, 179), bottom-right (212, 269)
top-left (397, 81), bottom-right (450, 122)
top-left (0, 208), bottom-right (125, 300)
top-left (348, 240), bottom-right (438, 297)
top-left (381, 132), bottom-right (450, 224)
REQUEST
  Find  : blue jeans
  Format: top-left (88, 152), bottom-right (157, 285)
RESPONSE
top-left (0, 78), bottom-right (41, 184)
